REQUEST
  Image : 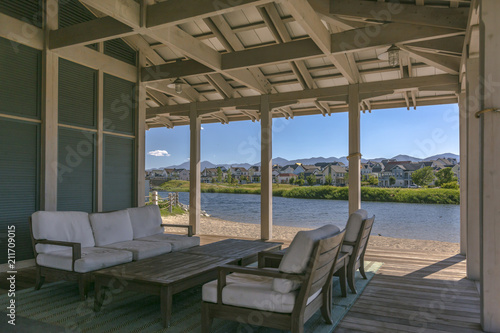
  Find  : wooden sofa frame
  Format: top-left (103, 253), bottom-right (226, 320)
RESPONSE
top-left (29, 217), bottom-right (193, 300)
top-left (201, 230), bottom-right (345, 333)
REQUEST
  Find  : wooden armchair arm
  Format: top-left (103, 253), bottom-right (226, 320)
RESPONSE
top-left (36, 239), bottom-right (82, 271)
top-left (216, 265), bottom-right (305, 305)
top-left (161, 224), bottom-right (193, 237)
top-left (258, 250), bottom-right (285, 268)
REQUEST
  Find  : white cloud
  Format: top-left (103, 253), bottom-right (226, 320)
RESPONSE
top-left (148, 150), bottom-right (171, 157)
top-left (201, 127), bottom-right (204, 130)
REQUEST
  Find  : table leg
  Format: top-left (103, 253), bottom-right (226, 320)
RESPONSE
top-left (339, 259), bottom-right (347, 297)
top-left (94, 278), bottom-right (104, 312)
top-left (161, 286), bottom-right (173, 328)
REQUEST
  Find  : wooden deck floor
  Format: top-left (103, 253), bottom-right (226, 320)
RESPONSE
top-left (0, 235), bottom-right (482, 332)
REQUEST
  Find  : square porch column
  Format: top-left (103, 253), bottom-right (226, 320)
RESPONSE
top-left (261, 95), bottom-right (272, 240)
top-left (189, 103), bottom-right (201, 235)
top-left (479, 1), bottom-right (500, 331)
top-left (458, 93), bottom-right (467, 255)
top-left (348, 84), bottom-right (361, 214)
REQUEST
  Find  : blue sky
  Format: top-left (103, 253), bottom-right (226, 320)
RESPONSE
top-left (145, 104), bottom-right (460, 169)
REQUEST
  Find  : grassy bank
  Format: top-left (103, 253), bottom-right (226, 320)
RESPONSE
top-left (157, 181), bottom-right (459, 205)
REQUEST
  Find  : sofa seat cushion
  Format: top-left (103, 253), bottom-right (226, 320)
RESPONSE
top-left (127, 205), bottom-right (163, 239)
top-left (100, 240), bottom-right (172, 260)
top-left (137, 233), bottom-right (200, 251)
top-left (341, 245), bottom-right (353, 255)
top-left (36, 247), bottom-right (132, 273)
top-left (31, 211), bottom-right (95, 253)
top-left (202, 272), bottom-right (320, 313)
top-left (89, 210), bottom-right (134, 246)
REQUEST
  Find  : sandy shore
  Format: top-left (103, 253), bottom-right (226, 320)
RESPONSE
top-left (162, 214), bottom-right (460, 254)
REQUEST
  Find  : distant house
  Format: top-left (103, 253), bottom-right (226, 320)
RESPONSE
top-left (248, 166), bottom-right (261, 182)
top-left (277, 173), bottom-right (296, 184)
top-left (379, 162), bottom-right (427, 187)
top-left (201, 168), bottom-right (218, 183)
top-left (162, 168), bottom-right (175, 179)
top-left (177, 168), bottom-right (190, 181)
top-left (320, 164), bottom-right (347, 186)
top-left (280, 163), bottom-right (305, 175)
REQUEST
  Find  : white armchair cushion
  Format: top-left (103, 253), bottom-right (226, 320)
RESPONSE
top-left (89, 210), bottom-right (133, 246)
top-left (202, 272), bottom-right (321, 314)
top-left (137, 233), bottom-right (200, 251)
top-left (127, 205), bottom-right (163, 239)
top-left (273, 224), bottom-right (340, 294)
top-left (344, 209), bottom-right (368, 243)
top-left (36, 247), bottom-right (132, 273)
top-left (101, 240), bottom-right (172, 260)
top-left (31, 211), bottom-right (95, 253)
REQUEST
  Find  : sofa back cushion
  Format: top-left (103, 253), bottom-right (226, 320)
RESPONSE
top-left (127, 205), bottom-right (163, 239)
top-left (344, 209), bottom-right (368, 243)
top-left (31, 211), bottom-right (95, 254)
top-left (89, 210), bottom-right (133, 246)
top-left (279, 224), bottom-right (340, 274)
top-left (273, 224), bottom-right (340, 294)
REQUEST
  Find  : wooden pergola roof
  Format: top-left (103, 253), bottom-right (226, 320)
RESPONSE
top-left (64, 0), bottom-right (472, 128)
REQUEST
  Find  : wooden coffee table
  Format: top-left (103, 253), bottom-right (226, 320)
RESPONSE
top-left (93, 239), bottom-right (282, 328)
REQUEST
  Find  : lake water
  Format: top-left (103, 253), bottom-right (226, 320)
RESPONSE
top-left (158, 191), bottom-right (460, 243)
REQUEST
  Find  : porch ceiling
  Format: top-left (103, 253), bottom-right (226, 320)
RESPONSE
top-left (63, 0), bottom-right (473, 128)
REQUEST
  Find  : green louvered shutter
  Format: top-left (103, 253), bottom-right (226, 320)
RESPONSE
top-left (0, 119), bottom-right (40, 263)
top-left (58, 59), bottom-right (97, 128)
top-left (103, 74), bottom-right (136, 135)
top-left (57, 128), bottom-right (96, 213)
top-left (104, 39), bottom-right (137, 66)
top-left (0, 36), bottom-right (41, 119)
top-left (103, 135), bottom-right (134, 211)
top-left (58, 0), bottom-right (98, 50)
top-left (0, 0), bottom-right (43, 28)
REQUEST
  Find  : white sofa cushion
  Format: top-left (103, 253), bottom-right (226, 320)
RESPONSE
top-left (89, 210), bottom-right (133, 246)
top-left (137, 233), bottom-right (200, 251)
top-left (127, 205), bottom-right (163, 239)
top-left (101, 240), bottom-right (172, 260)
top-left (273, 224), bottom-right (340, 294)
top-left (344, 209), bottom-right (368, 243)
top-left (202, 272), bottom-right (320, 313)
top-left (36, 247), bottom-right (132, 273)
top-left (31, 211), bottom-right (95, 253)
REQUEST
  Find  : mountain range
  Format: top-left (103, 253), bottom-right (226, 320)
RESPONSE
top-left (149, 153), bottom-right (459, 171)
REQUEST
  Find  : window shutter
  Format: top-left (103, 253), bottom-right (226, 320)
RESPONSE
top-left (103, 74), bottom-right (136, 135)
top-left (0, 119), bottom-right (40, 263)
top-left (103, 135), bottom-right (134, 211)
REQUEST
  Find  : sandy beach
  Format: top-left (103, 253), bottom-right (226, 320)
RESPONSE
top-left (162, 214), bottom-right (460, 254)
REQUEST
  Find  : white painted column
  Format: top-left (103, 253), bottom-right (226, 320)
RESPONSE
top-left (136, 52), bottom-right (146, 207)
top-left (348, 84), bottom-right (361, 214)
top-left (96, 63), bottom-right (104, 212)
top-left (466, 57), bottom-right (481, 281)
top-left (189, 103), bottom-right (201, 235)
top-left (41, 0), bottom-right (58, 211)
top-left (479, 1), bottom-right (500, 330)
top-left (458, 92), bottom-right (467, 256)
top-left (260, 95), bottom-right (272, 240)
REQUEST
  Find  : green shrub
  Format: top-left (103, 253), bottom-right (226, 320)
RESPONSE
top-left (440, 181), bottom-right (459, 190)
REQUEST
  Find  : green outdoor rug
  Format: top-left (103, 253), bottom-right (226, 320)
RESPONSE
top-left (0, 261), bottom-right (382, 333)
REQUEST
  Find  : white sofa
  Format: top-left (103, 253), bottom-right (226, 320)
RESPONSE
top-left (30, 205), bottom-right (200, 299)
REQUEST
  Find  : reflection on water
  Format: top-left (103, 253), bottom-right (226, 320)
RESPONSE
top-left (158, 191), bottom-right (460, 243)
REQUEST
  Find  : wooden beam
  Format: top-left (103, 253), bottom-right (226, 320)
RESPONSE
top-left (399, 45), bottom-right (461, 74)
top-left (330, 0), bottom-right (469, 30)
top-left (283, 0), bottom-right (358, 83)
top-left (146, 74), bottom-right (458, 117)
top-left (146, 0), bottom-right (275, 28)
top-left (80, 0), bottom-right (141, 29)
top-left (407, 36), bottom-right (465, 56)
top-left (147, 89), bottom-right (171, 106)
top-left (189, 103), bottom-right (201, 235)
top-left (49, 16), bottom-right (134, 50)
top-left (331, 23), bottom-right (465, 55)
top-left (0, 12), bottom-right (43, 50)
top-left (260, 95), bottom-right (272, 240)
top-left (146, 81), bottom-right (200, 102)
top-left (53, 45), bottom-right (137, 82)
top-left (307, 0), bottom-right (371, 30)
top-left (348, 84), bottom-right (361, 214)
top-left (205, 74), bottom-right (236, 99)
